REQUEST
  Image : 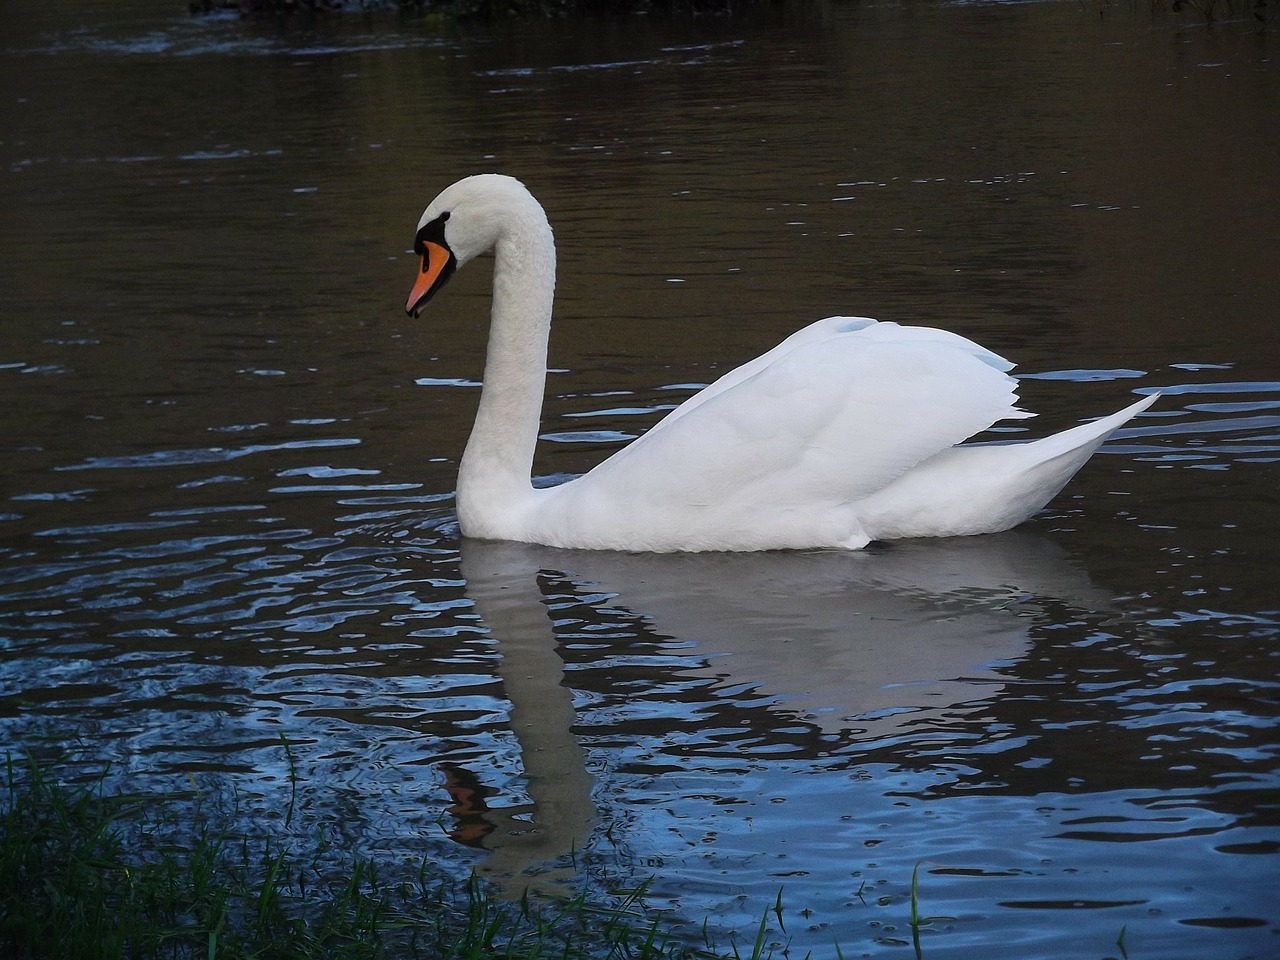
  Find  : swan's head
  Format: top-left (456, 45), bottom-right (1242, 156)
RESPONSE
top-left (404, 174), bottom-right (539, 318)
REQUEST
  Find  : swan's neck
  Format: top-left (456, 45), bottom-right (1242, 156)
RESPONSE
top-left (456, 206), bottom-right (556, 537)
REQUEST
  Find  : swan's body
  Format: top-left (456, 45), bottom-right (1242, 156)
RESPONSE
top-left (405, 174), bottom-right (1156, 552)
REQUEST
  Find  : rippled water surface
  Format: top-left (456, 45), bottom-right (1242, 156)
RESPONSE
top-left (1, 1), bottom-right (1277, 956)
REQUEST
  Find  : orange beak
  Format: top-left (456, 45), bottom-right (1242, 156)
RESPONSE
top-left (405, 240), bottom-right (455, 316)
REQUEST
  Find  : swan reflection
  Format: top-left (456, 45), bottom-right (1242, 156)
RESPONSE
top-left (455, 532), bottom-right (1108, 891)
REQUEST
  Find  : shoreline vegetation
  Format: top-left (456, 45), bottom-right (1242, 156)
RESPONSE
top-left (186, 0), bottom-right (755, 18)
top-left (0, 753), bottom-right (766, 960)
top-left (185, 0), bottom-right (1272, 24)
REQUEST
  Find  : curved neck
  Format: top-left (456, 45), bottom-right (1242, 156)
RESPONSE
top-left (457, 205), bottom-right (556, 536)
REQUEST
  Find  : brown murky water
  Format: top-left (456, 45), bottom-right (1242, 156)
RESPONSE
top-left (1, 1), bottom-right (1277, 955)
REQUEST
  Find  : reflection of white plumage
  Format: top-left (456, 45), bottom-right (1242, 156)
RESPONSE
top-left (405, 174), bottom-right (1157, 552)
top-left (463, 532), bottom-right (1108, 737)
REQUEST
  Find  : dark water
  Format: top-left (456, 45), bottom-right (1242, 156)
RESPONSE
top-left (2, 1), bottom-right (1278, 956)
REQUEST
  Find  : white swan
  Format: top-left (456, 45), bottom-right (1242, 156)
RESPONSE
top-left (405, 174), bottom-right (1157, 552)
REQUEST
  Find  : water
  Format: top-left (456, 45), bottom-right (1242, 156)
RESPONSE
top-left (1, 1), bottom-right (1278, 956)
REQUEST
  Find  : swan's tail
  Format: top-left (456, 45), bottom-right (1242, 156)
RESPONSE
top-left (1006, 393), bottom-right (1158, 464)
top-left (856, 393), bottom-right (1160, 542)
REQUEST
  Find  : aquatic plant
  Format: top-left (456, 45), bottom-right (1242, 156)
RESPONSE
top-left (0, 752), bottom-right (744, 960)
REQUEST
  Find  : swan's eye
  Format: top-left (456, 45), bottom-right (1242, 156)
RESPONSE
top-left (413, 211), bottom-right (451, 257)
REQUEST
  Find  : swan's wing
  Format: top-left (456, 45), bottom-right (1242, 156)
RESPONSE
top-left (661, 317), bottom-right (1014, 427)
top-left (660, 316), bottom-right (876, 425)
top-left (565, 322), bottom-right (1030, 515)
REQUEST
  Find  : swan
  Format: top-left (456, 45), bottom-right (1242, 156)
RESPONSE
top-left (404, 173), bottom-right (1157, 552)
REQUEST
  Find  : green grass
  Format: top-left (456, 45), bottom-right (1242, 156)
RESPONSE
top-left (0, 753), bottom-right (743, 960)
